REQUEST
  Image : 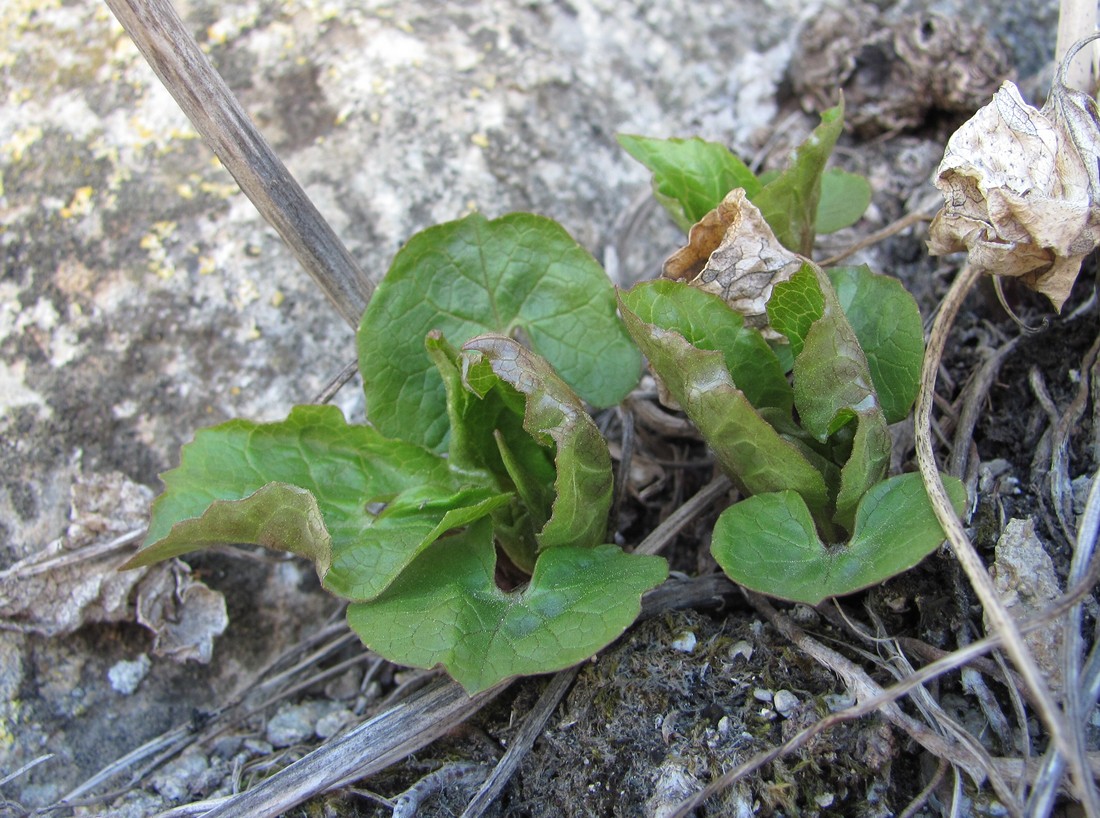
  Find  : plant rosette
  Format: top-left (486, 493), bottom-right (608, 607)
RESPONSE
top-left (618, 100), bottom-right (965, 605)
top-left (125, 213), bottom-right (665, 695)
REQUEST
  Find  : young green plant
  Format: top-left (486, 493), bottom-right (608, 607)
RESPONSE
top-left (124, 213), bottom-right (665, 695)
top-left (618, 100), bottom-right (965, 605)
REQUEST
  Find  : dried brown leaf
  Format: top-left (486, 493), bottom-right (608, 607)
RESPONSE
top-left (136, 560), bottom-right (228, 664)
top-left (0, 471), bottom-right (227, 663)
top-left (662, 189), bottom-right (803, 334)
top-left (929, 35), bottom-right (1100, 311)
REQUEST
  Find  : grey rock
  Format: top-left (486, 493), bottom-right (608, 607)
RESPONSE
top-left (773, 688), bottom-right (799, 717)
top-left (265, 702), bottom-right (319, 748)
top-left (150, 751), bottom-right (209, 802)
top-left (107, 653), bottom-right (151, 695)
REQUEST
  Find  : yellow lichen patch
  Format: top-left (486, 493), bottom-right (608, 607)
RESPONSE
top-left (470, 133), bottom-right (490, 148)
top-left (235, 279), bottom-right (261, 308)
top-left (198, 256), bottom-right (217, 276)
top-left (198, 180), bottom-right (239, 199)
top-left (1, 125), bottom-right (43, 163)
top-left (139, 221), bottom-right (179, 279)
top-left (271, 290), bottom-right (285, 308)
top-left (60, 186), bottom-right (94, 219)
top-left (0, 714), bottom-right (15, 750)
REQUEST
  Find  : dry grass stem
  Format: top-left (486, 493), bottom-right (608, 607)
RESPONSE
top-left (817, 209), bottom-right (934, 268)
top-left (459, 667), bottom-right (581, 818)
top-left (634, 473), bottom-right (733, 556)
top-left (948, 338), bottom-right (1020, 477)
top-left (916, 262), bottom-right (1093, 807)
top-left (104, 0), bottom-right (372, 327)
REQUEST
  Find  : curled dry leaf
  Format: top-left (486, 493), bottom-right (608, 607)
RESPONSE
top-left (929, 35), bottom-right (1100, 310)
top-left (663, 189), bottom-right (803, 335)
top-left (0, 471), bottom-right (228, 664)
top-left (136, 560), bottom-right (228, 664)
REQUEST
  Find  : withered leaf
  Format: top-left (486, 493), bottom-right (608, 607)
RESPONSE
top-left (662, 189), bottom-right (803, 334)
top-left (929, 35), bottom-right (1100, 311)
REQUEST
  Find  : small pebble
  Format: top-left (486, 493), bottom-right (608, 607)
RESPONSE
top-left (211, 736), bottom-right (243, 759)
top-left (815, 793), bottom-right (835, 808)
top-left (266, 702), bottom-right (319, 747)
top-left (315, 707), bottom-right (353, 739)
top-left (728, 640), bottom-right (753, 662)
top-left (671, 631), bottom-right (697, 653)
top-left (789, 605), bottom-right (819, 626)
top-left (107, 654), bottom-right (150, 695)
top-left (151, 752), bottom-right (209, 802)
top-left (244, 738), bottom-right (273, 756)
top-left (773, 689), bottom-right (799, 717)
top-left (824, 692), bottom-right (856, 712)
top-left (752, 687), bottom-right (773, 703)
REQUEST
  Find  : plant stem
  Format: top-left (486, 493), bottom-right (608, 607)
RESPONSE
top-left (915, 262), bottom-right (1091, 807)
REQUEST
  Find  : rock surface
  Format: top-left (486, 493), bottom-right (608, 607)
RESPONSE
top-left (0, 0), bottom-right (1059, 814)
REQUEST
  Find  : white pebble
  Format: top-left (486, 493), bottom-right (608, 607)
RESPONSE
top-left (728, 640), bottom-right (753, 661)
top-left (671, 631), bottom-right (697, 653)
top-left (773, 689), bottom-right (799, 717)
top-left (107, 654), bottom-right (150, 695)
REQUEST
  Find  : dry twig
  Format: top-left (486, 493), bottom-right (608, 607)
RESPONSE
top-left (915, 263), bottom-right (1093, 808)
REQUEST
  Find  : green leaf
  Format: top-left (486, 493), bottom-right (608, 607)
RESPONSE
top-left (711, 472), bottom-right (967, 605)
top-left (790, 266), bottom-right (878, 442)
top-left (617, 134), bottom-right (761, 232)
top-left (767, 263), bottom-right (825, 360)
top-left (827, 266), bottom-right (924, 424)
top-left (751, 100), bottom-right (845, 254)
top-left (816, 169), bottom-right (872, 234)
top-left (463, 335), bottom-right (614, 551)
top-left (784, 263), bottom-right (889, 529)
top-left (619, 294), bottom-right (830, 522)
top-left (125, 405), bottom-right (509, 602)
top-left (619, 280), bottom-right (792, 413)
top-left (358, 212), bottom-right (641, 451)
top-left (346, 518), bottom-right (668, 693)
top-left (123, 481), bottom-right (332, 573)
top-left (427, 331), bottom-right (553, 571)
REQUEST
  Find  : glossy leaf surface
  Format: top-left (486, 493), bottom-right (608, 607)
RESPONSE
top-left (712, 473), bottom-right (966, 604)
top-left (617, 134), bottom-right (761, 232)
top-left (347, 519), bottom-right (667, 693)
top-left (359, 213), bottom-right (640, 451)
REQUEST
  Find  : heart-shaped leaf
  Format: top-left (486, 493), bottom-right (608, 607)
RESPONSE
top-left (124, 405), bottom-right (510, 601)
top-left (617, 134), bottom-right (761, 232)
top-left (358, 212), bottom-right (641, 451)
top-left (346, 518), bottom-right (668, 693)
top-left (711, 472), bottom-right (967, 605)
